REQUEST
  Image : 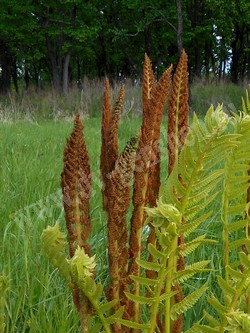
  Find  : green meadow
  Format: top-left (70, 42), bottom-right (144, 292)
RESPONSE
top-left (0, 117), bottom-right (143, 332)
top-left (0, 82), bottom-right (248, 332)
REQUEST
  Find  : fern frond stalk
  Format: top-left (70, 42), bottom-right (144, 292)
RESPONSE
top-left (106, 137), bottom-right (138, 314)
top-left (167, 49), bottom-right (189, 175)
top-left (61, 114), bottom-right (92, 327)
top-left (100, 78), bottom-right (111, 211)
top-left (128, 56), bottom-right (172, 327)
top-left (61, 114), bottom-right (92, 257)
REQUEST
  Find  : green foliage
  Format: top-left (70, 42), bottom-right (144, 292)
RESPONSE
top-left (39, 100), bottom-right (250, 332)
top-left (2, 90), bottom-right (250, 331)
top-left (1, 0), bottom-right (250, 90)
top-left (192, 109), bottom-right (250, 332)
top-left (41, 224), bottom-right (124, 333)
top-left (41, 223), bottom-right (71, 285)
top-left (0, 274), bottom-right (9, 333)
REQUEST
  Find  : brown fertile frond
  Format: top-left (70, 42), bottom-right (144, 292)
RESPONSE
top-left (143, 53), bottom-right (156, 108)
top-left (61, 114), bottom-right (92, 258)
top-left (146, 64), bottom-right (173, 206)
top-left (106, 137), bottom-right (138, 327)
top-left (166, 50), bottom-right (188, 333)
top-left (100, 78), bottom-right (111, 211)
top-left (168, 49), bottom-right (189, 174)
top-left (106, 86), bottom-right (125, 174)
top-left (61, 114), bottom-right (92, 312)
top-left (128, 63), bottom-right (172, 324)
top-left (143, 65), bottom-right (173, 284)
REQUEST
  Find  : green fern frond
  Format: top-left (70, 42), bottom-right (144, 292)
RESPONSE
top-left (41, 223), bottom-right (71, 284)
top-left (221, 115), bottom-right (250, 261)
top-left (184, 192), bottom-right (219, 221)
top-left (226, 266), bottom-right (244, 279)
top-left (99, 299), bottom-right (118, 312)
top-left (130, 275), bottom-right (158, 286)
top-left (229, 239), bottom-right (250, 251)
top-left (42, 224), bottom-right (125, 333)
top-left (147, 243), bottom-right (165, 259)
top-left (242, 88), bottom-right (250, 114)
top-left (239, 252), bottom-right (250, 270)
top-left (115, 318), bottom-right (150, 330)
top-left (174, 260), bottom-right (211, 283)
top-left (217, 275), bottom-right (236, 296)
top-left (171, 285), bottom-right (208, 321)
top-left (124, 292), bottom-right (156, 305)
top-left (179, 212), bottom-right (212, 237)
top-left (136, 258), bottom-right (162, 272)
top-left (207, 296), bottom-right (227, 317)
top-left (191, 324), bottom-right (219, 332)
top-left (181, 235), bottom-right (216, 257)
top-left (105, 306), bottom-right (124, 324)
top-left (203, 310), bottom-right (220, 327)
top-left (162, 105), bottom-right (238, 232)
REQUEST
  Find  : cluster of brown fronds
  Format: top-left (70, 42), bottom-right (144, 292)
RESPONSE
top-left (61, 114), bottom-right (92, 312)
top-left (61, 49), bottom-right (189, 332)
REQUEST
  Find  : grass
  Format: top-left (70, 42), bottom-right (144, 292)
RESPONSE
top-left (0, 80), bottom-right (248, 122)
top-left (0, 114), bottom-right (226, 332)
top-left (190, 81), bottom-right (247, 115)
top-left (1, 81), bottom-right (248, 331)
top-left (0, 116), bottom-right (142, 332)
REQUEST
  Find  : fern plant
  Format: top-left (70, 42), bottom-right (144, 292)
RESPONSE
top-left (41, 53), bottom-right (250, 333)
top-left (192, 110), bottom-right (250, 333)
top-left (117, 104), bottom-right (245, 332)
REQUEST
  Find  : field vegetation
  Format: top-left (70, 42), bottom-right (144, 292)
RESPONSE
top-left (0, 79), bottom-right (246, 123)
top-left (1, 52), bottom-right (250, 332)
top-left (1, 1), bottom-right (250, 331)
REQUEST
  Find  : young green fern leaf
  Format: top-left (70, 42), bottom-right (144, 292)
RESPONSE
top-left (221, 112), bottom-right (250, 276)
top-left (119, 199), bottom-right (213, 333)
top-left (194, 253), bottom-right (250, 332)
top-left (189, 112), bottom-right (250, 333)
top-left (41, 224), bottom-right (124, 333)
top-left (41, 223), bottom-right (71, 285)
top-left (162, 104), bottom-right (238, 224)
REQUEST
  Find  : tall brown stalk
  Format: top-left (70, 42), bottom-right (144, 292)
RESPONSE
top-left (128, 54), bottom-right (172, 327)
top-left (106, 137), bottom-right (138, 331)
top-left (61, 51), bottom-right (190, 333)
top-left (61, 114), bottom-right (92, 329)
top-left (100, 84), bottom-right (137, 332)
top-left (168, 49), bottom-right (189, 174)
top-left (167, 49), bottom-right (189, 333)
top-left (100, 78), bottom-right (111, 211)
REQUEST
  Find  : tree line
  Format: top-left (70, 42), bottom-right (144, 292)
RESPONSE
top-left (0, 0), bottom-right (250, 95)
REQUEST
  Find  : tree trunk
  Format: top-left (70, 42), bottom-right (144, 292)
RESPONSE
top-left (63, 50), bottom-right (71, 96)
top-left (231, 23), bottom-right (245, 84)
top-left (175, 0), bottom-right (183, 54)
top-left (46, 34), bottom-right (62, 93)
top-left (12, 59), bottom-right (19, 94)
top-left (24, 63), bottom-right (30, 90)
top-left (204, 40), bottom-right (210, 83)
top-left (33, 63), bottom-right (41, 91)
top-left (0, 39), bottom-right (12, 94)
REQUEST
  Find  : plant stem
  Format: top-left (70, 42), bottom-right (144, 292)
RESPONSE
top-left (149, 252), bottom-right (169, 333)
top-left (223, 188), bottom-right (229, 283)
top-left (79, 294), bottom-right (89, 333)
top-left (219, 268), bottom-right (250, 332)
top-left (165, 235), bottom-right (178, 333)
top-left (85, 294), bottom-right (112, 333)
